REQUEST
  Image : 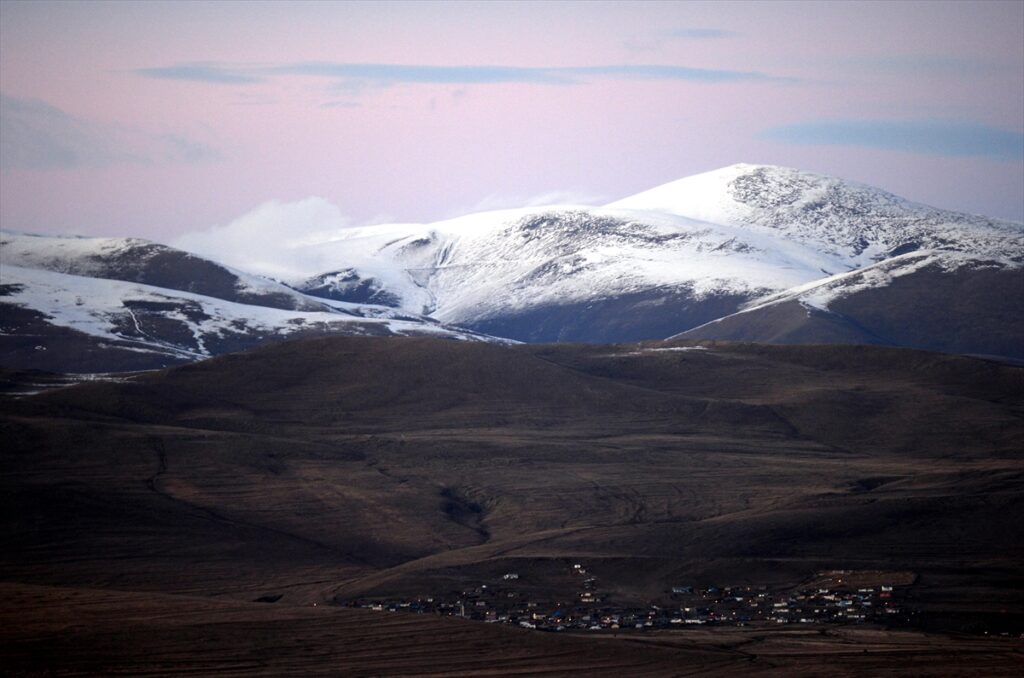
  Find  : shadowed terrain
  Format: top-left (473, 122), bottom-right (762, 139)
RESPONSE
top-left (680, 262), bottom-right (1024, 360)
top-left (2, 336), bottom-right (1023, 674)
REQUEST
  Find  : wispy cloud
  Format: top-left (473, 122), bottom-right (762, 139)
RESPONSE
top-left (135, 61), bottom-right (792, 87)
top-left (668, 28), bottom-right (736, 39)
top-left (565, 64), bottom-right (776, 83)
top-left (761, 119), bottom-right (1024, 161)
top-left (136, 62), bottom-right (264, 84)
top-left (173, 197), bottom-right (355, 280)
top-left (624, 27), bottom-right (737, 51)
top-left (156, 133), bottom-right (221, 163)
top-left (0, 93), bottom-right (220, 170)
top-left (274, 62), bottom-right (577, 85)
top-left (455, 189), bottom-right (608, 217)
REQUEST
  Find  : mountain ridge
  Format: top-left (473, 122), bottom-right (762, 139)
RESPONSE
top-left (271, 163), bottom-right (1020, 347)
top-left (2, 163), bottom-right (1021, 369)
top-left (0, 233), bottom-right (501, 372)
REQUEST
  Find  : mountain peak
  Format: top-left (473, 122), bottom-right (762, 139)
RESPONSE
top-left (606, 164), bottom-right (1019, 264)
top-left (605, 163), bottom-right (811, 222)
top-left (5, 164), bottom-right (1020, 372)
top-left (607, 163), bottom-right (841, 213)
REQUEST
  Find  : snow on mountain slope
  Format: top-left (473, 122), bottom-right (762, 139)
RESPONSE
top-left (0, 265), bottom-right (494, 372)
top-left (676, 250), bottom-right (1024, 359)
top-left (5, 164), bottom-right (1020, 361)
top-left (607, 164), bottom-right (1023, 266)
top-left (0, 231), bottom-right (329, 312)
top-left (267, 165), bottom-right (1020, 343)
top-left (738, 250), bottom-right (999, 314)
top-left (281, 206), bottom-right (846, 340)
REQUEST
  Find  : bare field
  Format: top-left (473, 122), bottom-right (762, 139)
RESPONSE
top-left (3, 583), bottom-right (1020, 677)
top-left (2, 337), bottom-right (1023, 674)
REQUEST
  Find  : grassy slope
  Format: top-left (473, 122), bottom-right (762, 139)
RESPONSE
top-left (2, 336), bottom-right (1022, 673)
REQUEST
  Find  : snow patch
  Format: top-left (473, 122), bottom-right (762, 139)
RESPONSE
top-left (0, 265), bottom-right (491, 357)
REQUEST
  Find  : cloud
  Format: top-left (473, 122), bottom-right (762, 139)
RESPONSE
top-left (135, 62), bottom-right (263, 84)
top-left (0, 93), bottom-right (220, 170)
top-left (624, 27), bottom-right (737, 51)
top-left (280, 62), bottom-right (779, 85)
top-left (460, 189), bottom-right (607, 215)
top-left (568, 64), bottom-right (779, 83)
top-left (1, 94), bottom-right (142, 169)
top-left (761, 119), bottom-right (1024, 161)
top-left (156, 133), bottom-right (221, 163)
top-left (175, 191), bottom-right (613, 281)
top-left (668, 28), bottom-right (736, 39)
top-left (274, 62), bottom-right (576, 84)
top-left (135, 61), bottom-right (793, 88)
top-left (172, 197), bottom-right (354, 280)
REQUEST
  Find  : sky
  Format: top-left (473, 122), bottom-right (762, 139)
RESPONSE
top-left (0, 0), bottom-right (1022, 245)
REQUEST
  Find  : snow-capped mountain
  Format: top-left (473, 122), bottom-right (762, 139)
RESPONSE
top-left (608, 163), bottom-right (1021, 265)
top-left (676, 250), bottom-right (1024, 359)
top-left (281, 206), bottom-right (848, 342)
top-left (2, 163), bottom-right (1021, 370)
top-left (272, 164), bottom-right (1020, 344)
top-left (1, 231), bottom-right (329, 312)
top-left (0, 233), bottom-right (496, 372)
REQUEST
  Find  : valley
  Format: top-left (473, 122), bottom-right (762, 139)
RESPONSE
top-left (2, 163), bottom-right (1022, 675)
top-left (2, 336), bottom-right (1022, 674)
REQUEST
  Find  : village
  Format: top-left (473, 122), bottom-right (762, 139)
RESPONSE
top-left (340, 563), bottom-right (913, 632)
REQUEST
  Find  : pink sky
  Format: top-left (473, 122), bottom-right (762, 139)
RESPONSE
top-left (1, 0), bottom-right (1022, 241)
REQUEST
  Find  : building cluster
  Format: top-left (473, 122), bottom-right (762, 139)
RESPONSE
top-left (666, 583), bottom-right (904, 626)
top-left (341, 563), bottom-right (910, 632)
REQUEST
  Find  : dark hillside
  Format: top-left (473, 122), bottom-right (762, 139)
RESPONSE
top-left (2, 336), bottom-right (1022, 673)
